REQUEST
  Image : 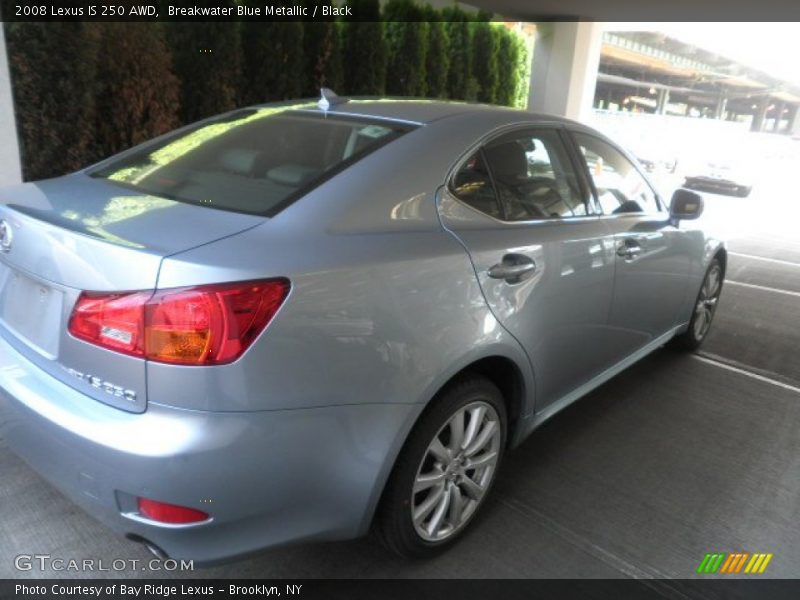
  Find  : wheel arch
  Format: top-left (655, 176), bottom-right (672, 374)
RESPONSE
top-left (454, 356), bottom-right (527, 448)
top-left (416, 353), bottom-right (532, 452)
top-left (359, 351), bottom-right (533, 536)
top-left (714, 246), bottom-right (728, 278)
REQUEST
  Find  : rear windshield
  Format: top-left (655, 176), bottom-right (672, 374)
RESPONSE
top-left (89, 108), bottom-right (411, 216)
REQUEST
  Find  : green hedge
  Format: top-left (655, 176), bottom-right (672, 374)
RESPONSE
top-left (5, 3), bottom-right (531, 181)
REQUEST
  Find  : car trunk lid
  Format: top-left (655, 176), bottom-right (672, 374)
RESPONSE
top-left (0, 174), bottom-right (265, 412)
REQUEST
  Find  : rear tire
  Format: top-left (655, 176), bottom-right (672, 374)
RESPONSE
top-left (375, 375), bottom-right (507, 558)
top-left (671, 258), bottom-right (723, 351)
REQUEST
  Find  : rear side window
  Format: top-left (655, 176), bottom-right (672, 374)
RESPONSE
top-left (451, 129), bottom-right (590, 221)
top-left (484, 131), bottom-right (589, 220)
top-left (90, 109), bottom-right (410, 216)
top-left (450, 151), bottom-right (502, 218)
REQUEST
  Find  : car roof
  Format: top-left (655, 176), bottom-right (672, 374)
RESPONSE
top-left (282, 97), bottom-right (577, 128)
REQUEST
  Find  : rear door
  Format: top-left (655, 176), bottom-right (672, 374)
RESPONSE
top-left (439, 126), bottom-right (620, 413)
top-left (568, 130), bottom-right (694, 358)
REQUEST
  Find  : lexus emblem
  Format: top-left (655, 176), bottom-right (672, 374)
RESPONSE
top-left (0, 220), bottom-right (12, 253)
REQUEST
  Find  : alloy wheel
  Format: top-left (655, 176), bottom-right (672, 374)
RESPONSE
top-left (693, 264), bottom-right (722, 341)
top-left (411, 401), bottom-right (502, 542)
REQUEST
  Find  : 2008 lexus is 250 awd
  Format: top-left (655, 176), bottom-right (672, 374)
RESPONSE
top-left (0, 96), bottom-right (724, 562)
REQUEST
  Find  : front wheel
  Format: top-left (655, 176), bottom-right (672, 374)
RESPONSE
top-left (671, 258), bottom-right (723, 351)
top-left (376, 376), bottom-right (507, 558)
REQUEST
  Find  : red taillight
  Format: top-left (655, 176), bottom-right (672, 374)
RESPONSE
top-left (137, 497), bottom-right (209, 524)
top-left (67, 291), bottom-right (151, 358)
top-left (68, 279), bottom-right (289, 365)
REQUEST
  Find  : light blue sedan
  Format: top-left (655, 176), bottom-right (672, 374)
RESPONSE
top-left (0, 95), bottom-right (723, 561)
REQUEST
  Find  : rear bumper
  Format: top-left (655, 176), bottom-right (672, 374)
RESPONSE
top-left (0, 333), bottom-right (420, 564)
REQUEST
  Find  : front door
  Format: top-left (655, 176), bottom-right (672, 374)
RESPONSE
top-left (569, 130), bottom-right (695, 358)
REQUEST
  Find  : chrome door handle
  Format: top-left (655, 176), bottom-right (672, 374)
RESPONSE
top-left (488, 255), bottom-right (536, 284)
top-left (616, 242), bottom-right (642, 259)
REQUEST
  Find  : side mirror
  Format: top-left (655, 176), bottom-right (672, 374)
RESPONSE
top-left (670, 189), bottom-right (704, 221)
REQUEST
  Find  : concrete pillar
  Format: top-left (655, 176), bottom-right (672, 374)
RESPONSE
top-left (714, 94), bottom-right (727, 120)
top-left (771, 102), bottom-right (784, 132)
top-left (0, 27), bottom-right (22, 185)
top-left (789, 105), bottom-right (800, 136)
top-left (527, 22), bottom-right (603, 120)
top-left (655, 88), bottom-right (669, 115)
top-left (751, 96), bottom-right (770, 132)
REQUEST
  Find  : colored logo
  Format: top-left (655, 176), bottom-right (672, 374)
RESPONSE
top-left (697, 552), bottom-right (773, 574)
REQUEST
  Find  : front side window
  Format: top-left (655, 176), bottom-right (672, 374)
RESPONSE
top-left (573, 132), bottom-right (661, 215)
top-left (90, 109), bottom-right (409, 216)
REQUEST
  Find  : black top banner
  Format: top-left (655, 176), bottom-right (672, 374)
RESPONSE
top-left (1, 0), bottom-right (800, 22)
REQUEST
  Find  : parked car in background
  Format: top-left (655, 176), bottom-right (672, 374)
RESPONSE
top-left (683, 157), bottom-right (754, 197)
top-left (0, 96), bottom-right (725, 562)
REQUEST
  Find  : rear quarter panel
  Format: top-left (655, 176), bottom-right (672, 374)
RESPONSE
top-left (150, 115), bottom-right (537, 415)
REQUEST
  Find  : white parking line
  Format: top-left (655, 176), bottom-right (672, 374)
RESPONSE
top-left (693, 354), bottom-right (800, 395)
top-left (729, 252), bottom-right (800, 268)
top-left (726, 280), bottom-right (800, 298)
